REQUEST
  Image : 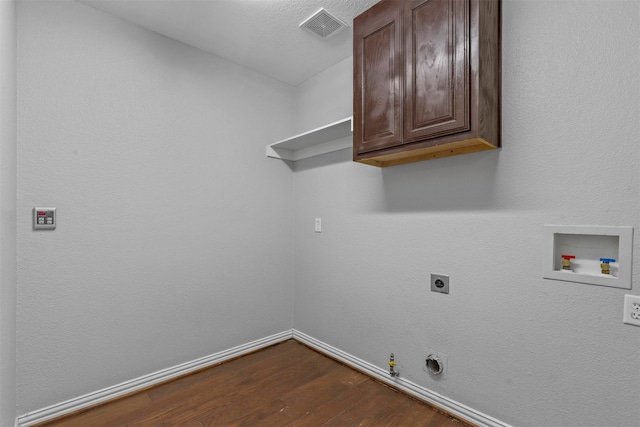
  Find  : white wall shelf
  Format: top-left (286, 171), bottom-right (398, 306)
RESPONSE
top-left (266, 117), bottom-right (352, 161)
top-left (543, 225), bottom-right (633, 289)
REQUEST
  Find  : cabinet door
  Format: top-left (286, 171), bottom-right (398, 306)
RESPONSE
top-left (403, 0), bottom-right (470, 143)
top-left (353, 0), bottom-right (403, 155)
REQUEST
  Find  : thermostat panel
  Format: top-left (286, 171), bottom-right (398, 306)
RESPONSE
top-left (33, 207), bottom-right (56, 230)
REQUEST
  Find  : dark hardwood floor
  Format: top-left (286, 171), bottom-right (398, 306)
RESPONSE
top-left (37, 340), bottom-right (472, 427)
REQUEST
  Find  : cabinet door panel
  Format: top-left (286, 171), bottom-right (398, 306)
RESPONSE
top-left (404, 0), bottom-right (470, 142)
top-left (354, 1), bottom-right (403, 154)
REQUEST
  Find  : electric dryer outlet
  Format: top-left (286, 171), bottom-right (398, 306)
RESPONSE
top-left (430, 274), bottom-right (449, 294)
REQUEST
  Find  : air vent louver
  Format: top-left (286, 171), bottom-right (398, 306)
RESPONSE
top-left (300, 8), bottom-right (347, 39)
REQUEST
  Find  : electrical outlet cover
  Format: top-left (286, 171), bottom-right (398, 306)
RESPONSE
top-left (430, 274), bottom-right (449, 294)
top-left (623, 294), bottom-right (640, 327)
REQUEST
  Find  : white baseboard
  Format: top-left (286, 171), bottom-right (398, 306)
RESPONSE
top-left (16, 330), bottom-right (293, 427)
top-left (292, 329), bottom-right (510, 427)
top-left (17, 329), bottom-right (509, 427)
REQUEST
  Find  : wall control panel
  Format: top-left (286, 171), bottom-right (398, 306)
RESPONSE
top-left (33, 207), bottom-right (56, 230)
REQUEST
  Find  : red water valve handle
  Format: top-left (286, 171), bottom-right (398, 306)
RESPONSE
top-left (561, 255), bottom-right (575, 260)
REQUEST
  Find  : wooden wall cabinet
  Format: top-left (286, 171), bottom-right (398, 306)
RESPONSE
top-left (353, 0), bottom-right (501, 167)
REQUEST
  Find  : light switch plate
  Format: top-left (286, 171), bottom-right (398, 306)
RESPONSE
top-left (33, 207), bottom-right (56, 230)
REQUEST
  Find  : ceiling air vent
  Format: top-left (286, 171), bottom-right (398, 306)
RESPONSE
top-left (300, 8), bottom-right (347, 39)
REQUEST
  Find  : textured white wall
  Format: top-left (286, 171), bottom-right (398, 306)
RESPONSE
top-left (294, 56), bottom-right (353, 133)
top-left (293, 1), bottom-right (640, 426)
top-left (0, 0), bottom-right (17, 425)
top-left (17, 0), bottom-right (295, 414)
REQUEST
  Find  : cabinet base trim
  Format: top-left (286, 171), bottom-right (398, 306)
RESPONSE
top-left (355, 137), bottom-right (498, 167)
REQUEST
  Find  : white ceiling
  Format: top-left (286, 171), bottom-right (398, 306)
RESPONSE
top-left (78, 0), bottom-right (378, 86)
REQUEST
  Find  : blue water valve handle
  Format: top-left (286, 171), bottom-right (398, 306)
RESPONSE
top-left (600, 258), bottom-right (616, 264)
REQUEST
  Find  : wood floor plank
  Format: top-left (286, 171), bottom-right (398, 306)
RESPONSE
top-left (125, 404), bottom-right (177, 427)
top-left (191, 350), bottom-right (337, 425)
top-left (128, 343), bottom-right (322, 426)
top-left (274, 365), bottom-right (359, 420)
top-left (159, 349), bottom-right (333, 425)
top-left (146, 340), bottom-right (305, 402)
top-left (200, 398), bottom-right (289, 427)
top-left (35, 340), bottom-right (473, 427)
top-left (37, 392), bottom-right (153, 427)
top-left (126, 415), bottom-right (168, 427)
top-left (321, 385), bottom-right (427, 426)
top-left (284, 375), bottom-right (381, 426)
top-left (267, 382), bottom-right (351, 423)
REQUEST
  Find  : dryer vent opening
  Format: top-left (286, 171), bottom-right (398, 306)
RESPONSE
top-left (426, 355), bottom-right (443, 375)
